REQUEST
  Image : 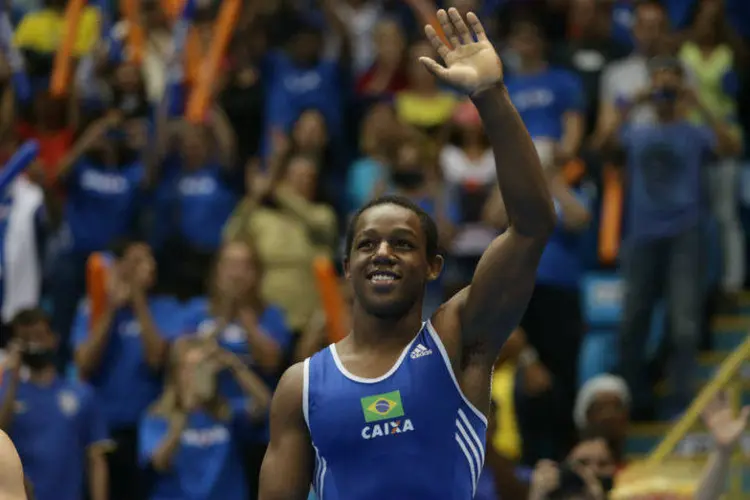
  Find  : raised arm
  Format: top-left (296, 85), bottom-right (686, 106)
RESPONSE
top-left (425, 9), bottom-right (554, 358)
top-left (258, 362), bottom-right (314, 500)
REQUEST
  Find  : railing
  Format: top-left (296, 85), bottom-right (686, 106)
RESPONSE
top-left (644, 332), bottom-right (750, 498)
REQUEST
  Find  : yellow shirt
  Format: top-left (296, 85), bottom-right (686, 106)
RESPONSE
top-left (224, 191), bottom-right (338, 331)
top-left (395, 91), bottom-right (458, 130)
top-left (14, 7), bottom-right (99, 56)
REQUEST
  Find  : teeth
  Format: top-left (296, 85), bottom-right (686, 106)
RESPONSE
top-left (371, 274), bottom-right (395, 282)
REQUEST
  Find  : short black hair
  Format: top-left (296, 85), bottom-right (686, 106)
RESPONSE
top-left (11, 308), bottom-right (50, 330)
top-left (345, 195), bottom-right (439, 260)
top-left (634, 0), bottom-right (667, 15)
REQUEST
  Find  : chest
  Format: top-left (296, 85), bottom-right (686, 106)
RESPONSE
top-left (14, 386), bottom-right (84, 436)
top-left (308, 349), bottom-right (460, 460)
top-left (78, 167), bottom-right (138, 199)
top-left (195, 318), bottom-right (250, 356)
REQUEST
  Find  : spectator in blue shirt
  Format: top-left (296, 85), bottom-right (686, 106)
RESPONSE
top-left (180, 239), bottom-right (292, 496)
top-left (612, 57), bottom-right (742, 420)
top-left (505, 14), bottom-right (586, 169)
top-left (49, 111), bottom-right (147, 368)
top-left (71, 239), bottom-right (184, 500)
top-left (139, 337), bottom-right (271, 500)
top-left (0, 308), bottom-right (111, 500)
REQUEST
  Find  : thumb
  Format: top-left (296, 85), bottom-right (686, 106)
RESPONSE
top-left (419, 57), bottom-right (449, 79)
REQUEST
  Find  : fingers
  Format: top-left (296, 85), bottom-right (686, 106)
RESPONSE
top-left (739, 406), bottom-right (750, 424)
top-left (424, 24), bottom-right (450, 61)
top-left (448, 7), bottom-right (472, 44)
top-left (419, 57), bottom-right (449, 79)
top-left (466, 12), bottom-right (488, 42)
top-left (437, 9), bottom-right (460, 49)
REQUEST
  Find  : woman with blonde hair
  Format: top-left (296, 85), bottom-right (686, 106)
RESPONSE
top-left (180, 239), bottom-right (292, 497)
top-left (138, 337), bottom-right (271, 500)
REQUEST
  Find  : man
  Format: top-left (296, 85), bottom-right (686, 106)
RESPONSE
top-left (613, 57), bottom-right (741, 420)
top-left (591, 0), bottom-right (669, 150)
top-left (0, 429), bottom-right (26, 499)
top-left (259, 8), bottom-right (555, 500)
top-left (71, 239), bottom-right (182, 500)
top-left (0, 308), bottom-right (110, 500)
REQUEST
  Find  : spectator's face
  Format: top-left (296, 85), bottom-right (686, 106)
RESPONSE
top-left (290, 31), bottom-right (322, 65)
top-left (692, 0), bottom-right (722, 44)
top-left (407, 41), bottom-right (438, 90)
top-left (284, 156), bottom-right (319, 201)
top-left (374, 20), bottom-right (405, 67)
top-left (346, 204), bottom-right (436, 319)
top-left (177, 346), bottom-right (215, 404)
top-left (633, 4), bottom-right (666, 57)
top-left (509, 23), bottom-right (544, 63)
top-left (392, 143), bottom-right (426, 191)
top-left (586, 392), bottom-right (629, 441)
top-left (292, 110), bottom-right (328, 152)
top-left (114, 63), bottom-right (143, 94)
top-left (181, 124), bottom-right (210, 169)
top-left (119, 243), bottom-right (156, 291)
top-left (216, 242), bottom-right (260, 297)
top-left (361, 103), bottom-right (400, 155)
top-left (568, 438), bottom-right (617, 492)
top-left (571, 0), bottom-right (612, 36)
top-left (650, 67), bottom-right (683, 112)
top-left (15, 321), bottom-right (57, 370)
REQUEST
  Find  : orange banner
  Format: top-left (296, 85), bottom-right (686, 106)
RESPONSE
top-left (120, 0), bottom-right (144, 64)
top-left (598, 164), bottom-right (623, 264)
top-left (50, 0), bottom-right (86, 96)
top-left (185, 0), bottom-right (241, 122)
top-left (313, 256), bottom-right (349, 344)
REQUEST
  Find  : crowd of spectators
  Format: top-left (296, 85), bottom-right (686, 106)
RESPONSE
top-left (0, 0), bottom-right (748, 498)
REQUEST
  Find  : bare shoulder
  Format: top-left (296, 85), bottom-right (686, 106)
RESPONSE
top-left (271, 362), bottom-right (306, 424)
top-left (0, 429), bottom-right (27, 500)
top-left (430, 287), bottom-right (470, 365)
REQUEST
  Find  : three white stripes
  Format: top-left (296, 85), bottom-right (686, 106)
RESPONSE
top-left (313, 445), bottom-right (327, 499)
top-left (454, 408), bottom-right (485, 496)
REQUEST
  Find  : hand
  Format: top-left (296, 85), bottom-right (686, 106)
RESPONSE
top-left (574, 463), bottom-right (605, 500)
top-left (4, 341), bottom-right (23, 374)
top-left (523, 361), bottom-right (552, 396)
top-left (702, 392), bottom-right (750, 451)
top-left (107, 274), bottom-right (131, 309)
top-left (529, 460), bottom-right (560, 500)
top-left (420, 8), bottom-right (503, 95)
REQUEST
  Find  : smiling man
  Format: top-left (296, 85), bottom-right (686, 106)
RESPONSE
top-left (259, 7), bottom-right (555, 500)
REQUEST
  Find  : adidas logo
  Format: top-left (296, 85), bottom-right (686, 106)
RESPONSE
top-left (410, 343), bottom-right (433, 359)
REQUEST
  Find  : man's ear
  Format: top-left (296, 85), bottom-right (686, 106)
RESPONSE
top-left (343, 257), bottom-right (350, 280)
top-left (427, 254), bottom-right (444, 282)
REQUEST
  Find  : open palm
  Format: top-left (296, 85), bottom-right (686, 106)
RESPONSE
top-left (702, 393), bottom-right (750, 450)
top-left (420, 8), bottom-right (503, 95)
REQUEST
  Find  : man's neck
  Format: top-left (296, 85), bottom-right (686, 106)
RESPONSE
top-left (28, 367), bottom-right (57, 386)
top-left (349, 303), bottom-right (424, 352)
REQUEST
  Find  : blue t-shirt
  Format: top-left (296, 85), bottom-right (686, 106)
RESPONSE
top-left (264, 51), bottom-right (342, 140)
top-left (180, 298), bottom-right (293, 401)
top-left (63, 158), bottom-right (144, 252)
top-left (536, 190), bottom-right (592, 289)
top-left (71, 295), bottom-right (184, 429)
top-left (139, 404), bottom-right (248, 500)
top-left (621, 121), bottom-right (715, 241)
top-left (151, 160), bottom-right (239, 251)
top-left (180, 298), bottom-right (292, 442)
top-left (0, 376), bottom-right (110, 500)
top-left (506, 68), bottom-right (585, 140)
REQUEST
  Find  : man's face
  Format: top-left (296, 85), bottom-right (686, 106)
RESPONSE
top-left (633, 4), bottom-right (666, 57)
top-left (119, 243), bottom-right (156, 290)
top-left (587, 392), bottom-right (629, 440)
top-left (16, 321), bottom-right (56, 352)
top-left (345, 204), bottom-right (441, 319)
